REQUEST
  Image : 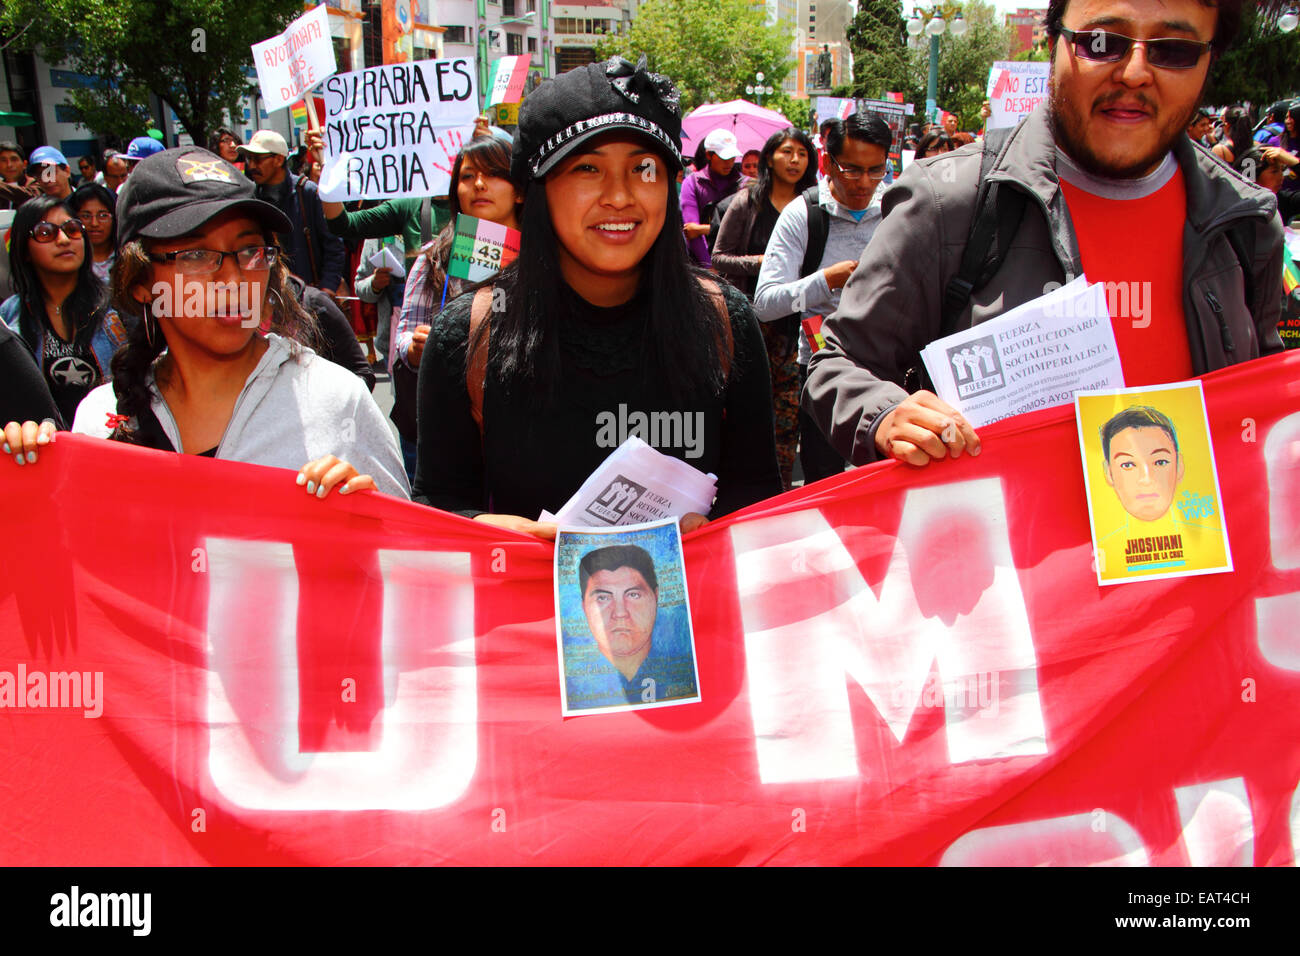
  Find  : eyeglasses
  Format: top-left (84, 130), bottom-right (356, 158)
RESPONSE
top-left (147, 246), bottom-right (278, 275)
top-left (31, 220), bottom-right (86, 242)
top-left (1058, 27), bottom-right (1211, 70)
top-left (79, 211), bottom-right (113, 223)
top-left (828, 155), bottom-right (888, 181)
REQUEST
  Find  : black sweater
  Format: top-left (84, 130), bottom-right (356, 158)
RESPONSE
top-left (0, 322), bottom-right (62, 427)
top-left (413, 279), bottom-right (783, 520)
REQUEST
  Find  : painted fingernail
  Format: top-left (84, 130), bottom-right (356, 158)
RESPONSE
top-left (26, 451), bottom-right (36, 463)
top-left (296, 472), bottom-right (307, 486)
top-left (2, 442), bottom-right (9, 454)
top-left (15, 454), bottom-right (24, 466)
top-left (306, 480), bottom-right (316, 494)
top-left (316, 484), bottom-right (327, 499)
top-left (339, 481), bottom-right (351, 495)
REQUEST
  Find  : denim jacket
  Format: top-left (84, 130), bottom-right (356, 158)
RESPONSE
top-left (1, 294), bottom-right (131, 383)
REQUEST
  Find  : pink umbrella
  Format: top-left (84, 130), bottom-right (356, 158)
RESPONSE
top-left (680, 99), bottom-right (792, 157)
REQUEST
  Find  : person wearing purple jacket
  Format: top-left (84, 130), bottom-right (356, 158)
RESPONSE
top-left (679, 129), bottom-right (744, 267)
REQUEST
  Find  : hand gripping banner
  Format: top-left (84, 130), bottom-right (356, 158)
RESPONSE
top-left (3, 353), bottom-right (1299, 865)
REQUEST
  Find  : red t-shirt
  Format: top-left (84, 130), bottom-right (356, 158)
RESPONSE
top-left (1060, 164), bottom-right (1194, 386)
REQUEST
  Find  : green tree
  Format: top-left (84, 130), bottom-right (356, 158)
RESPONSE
top-left (0, 0), bottom-right (305, 146)
top-left (847, 1), bottom-right (1011, 131)
top-left (845, 0), bottom-right (913, 103)
top-left (594, 0), bottom-right (793, 113)
top-left (1205, 3), bottom-right (1300, 107)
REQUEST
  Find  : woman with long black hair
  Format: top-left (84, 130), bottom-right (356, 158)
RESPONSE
top-left (713, 127), bottom-right (816, 491)
top-left (1212, 107), bottom-right (1258, 172)
top-left (391, 134), bottom-right (522, 480)
top-left (68, 146), bottom-right (407, 499)
top-left (413, 58), bottom-right (782, 536)
top-left (68, 182), bottom-right (118, 284)
top-left (0, 195), bottom-right (129, 427)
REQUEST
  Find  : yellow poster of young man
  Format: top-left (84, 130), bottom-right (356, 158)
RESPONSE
top-left (1075, 382), bottom-right (1232, 586)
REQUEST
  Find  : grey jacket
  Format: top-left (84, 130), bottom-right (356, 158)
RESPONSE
top-left (71, 334), bottom-right (410, 499)
top-left (806, 104), bottom-right (1285, 465)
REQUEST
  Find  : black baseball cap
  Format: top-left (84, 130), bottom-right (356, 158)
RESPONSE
top-left (512, 56), bottom-right (684, 182)
top-left (116, 146), bottom-right (291, 246)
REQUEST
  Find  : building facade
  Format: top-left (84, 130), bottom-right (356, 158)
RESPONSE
top-left (1006, 6), bottom-right (1048, 56)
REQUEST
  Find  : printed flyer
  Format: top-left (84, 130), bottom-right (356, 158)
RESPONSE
top-left (1075, 381), bottom-right (1232, 585)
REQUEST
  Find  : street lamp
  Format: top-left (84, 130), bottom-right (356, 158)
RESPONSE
top-left (911, 6), bottom-right (964, 124)
top-left (746, 71), bottom-right (774, 107)
top-left (1282, 9), bottom-right (1299, 32)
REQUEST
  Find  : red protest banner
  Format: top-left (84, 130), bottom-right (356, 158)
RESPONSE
top-left (3, 353), bottom-right (1299, 865)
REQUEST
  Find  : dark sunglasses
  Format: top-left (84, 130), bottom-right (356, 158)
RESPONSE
top-left (31, 219), bottom-right (86, 242)
top-left (1058, 27), bottom-right (1211, 70)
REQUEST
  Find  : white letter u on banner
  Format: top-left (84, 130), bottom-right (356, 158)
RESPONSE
top-left (204, 538), bottom-right (477, 811)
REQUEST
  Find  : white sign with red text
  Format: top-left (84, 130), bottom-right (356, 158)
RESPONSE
top-left (986, 61), bottom-right (1050, 130)
top-left (252, 5), bottom-right (337, 113)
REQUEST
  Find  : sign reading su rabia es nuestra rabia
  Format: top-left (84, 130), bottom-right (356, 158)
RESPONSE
top-left (317, 57), bottom-right (479, 202)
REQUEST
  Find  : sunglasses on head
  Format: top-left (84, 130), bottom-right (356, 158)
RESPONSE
top-left (31, 219), bottom-right (86, 242)
top-left (1058, 27), bottom-right (1211, 70)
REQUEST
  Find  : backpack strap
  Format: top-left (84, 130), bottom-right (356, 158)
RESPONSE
top-left (697, 277), bottom-right (734, 381)
top-left (420, 196), bottom-right (433, 249)
top-left (799, 184), bottom-right (830, 278)
top-left (466, 286), bottom-right (495, 431)
top-left (939, 126), bottom-right (1027, 339)
top-left (295, 175), bottom-right (321, 285)
top-left (1223, 222), bottom-right (1257, 319)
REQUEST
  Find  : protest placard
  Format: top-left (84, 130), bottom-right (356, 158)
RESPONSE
top-left (802, 315), bottom-right (826, 353)
top-left (447, 213), bottom-right (520, 283)
top-left (986, 61), bottom-right (1050, 130)
top-left (921, 276), bottom-right (1126, 428)
top-left (554, 517), bottom-right (701, 716)
top-left (814, 96), bottom-right (855, 123)
top-left (856, 98), bottom-right (908, 166)
top-left (486, 54), bottom-right (530, 107)
top-left (1075, 381), bottom-right (1232, 585)
top-left (316, 57), bottom-right (478, 202)
top-left (251, 5), bottom-right (337, 113)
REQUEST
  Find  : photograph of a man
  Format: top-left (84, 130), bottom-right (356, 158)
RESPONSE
top-left (1100, 406), bottom-right (1184, 522)
top-left (555, 521), bottom-right (700, 715)
top-left (581, 545), bottom-right (660, 681)
top-left (1076, 383), bottom-right (1231, 585)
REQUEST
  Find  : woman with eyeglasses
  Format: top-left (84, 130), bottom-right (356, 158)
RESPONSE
top-left (68, 183), bottom-right (118, 284)
top-left (914, 130), bottom-right (953, 160)
top-left (208, 128), bottom-right (243, 168)
top-left (0, 196), bottom-right (129, 427)
top-left (65, 146), bottom-right (408, 499)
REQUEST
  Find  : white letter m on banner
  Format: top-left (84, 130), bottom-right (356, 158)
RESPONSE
top-left (729, 478), bottom-right (1048, 784)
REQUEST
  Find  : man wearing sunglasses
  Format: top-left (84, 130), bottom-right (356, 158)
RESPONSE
top-left (754, 112), bottom-right (894, 484)
top-left (806, 0), bottom-right (1281, 471)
